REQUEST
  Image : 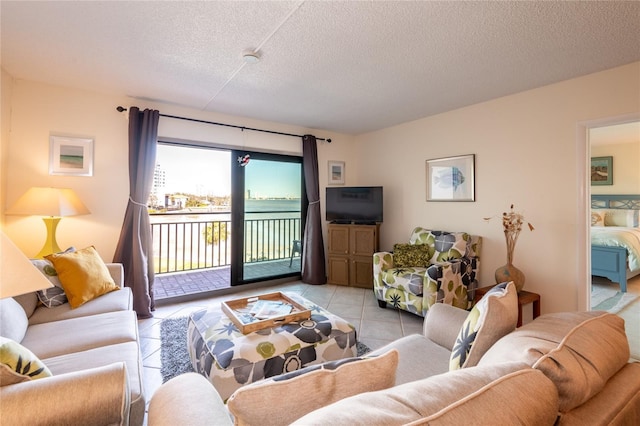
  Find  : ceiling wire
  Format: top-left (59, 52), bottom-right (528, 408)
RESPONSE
top-left (202, 1), bottom-right (306, 111)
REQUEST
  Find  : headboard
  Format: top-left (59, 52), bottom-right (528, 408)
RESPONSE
top-left (591, 194), bottom-right (640, 210)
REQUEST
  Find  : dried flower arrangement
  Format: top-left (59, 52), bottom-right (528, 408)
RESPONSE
top-left (485, 204), bottom-right (534, 291)
top-left (485, 204), bottom-right (535, 263)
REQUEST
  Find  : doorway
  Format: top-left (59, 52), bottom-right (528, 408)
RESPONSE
top-left (150, 143), bottom-right (305, 299)
top-left (585, 118), bottom-right (640, 360)
top-left (231, 150), bottom-right (306, 285)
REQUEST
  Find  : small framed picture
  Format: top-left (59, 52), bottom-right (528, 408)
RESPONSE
top-left (328, 160), bottom-right (345, 185)
top-left (591, 156), bottom-right (613, 186)
top-left (49, 136), bottom-right (94, 176)
top-left (426, 154), bottom-right (475, 201)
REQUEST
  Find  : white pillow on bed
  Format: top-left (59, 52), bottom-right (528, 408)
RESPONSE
top-left (603, 209), bottom-right (639, 227)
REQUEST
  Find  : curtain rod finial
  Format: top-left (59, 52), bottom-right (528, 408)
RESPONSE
top-left (116, 106), bottom-right (127, 112)
top-left (326, 138), bottom-right (332, 143)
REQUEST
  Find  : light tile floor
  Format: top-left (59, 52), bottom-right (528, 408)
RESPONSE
top-left (137, 280), bottom-right (424, 413)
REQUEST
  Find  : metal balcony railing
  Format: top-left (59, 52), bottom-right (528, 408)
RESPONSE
top-left (150, 211), bottom-right (301, 274)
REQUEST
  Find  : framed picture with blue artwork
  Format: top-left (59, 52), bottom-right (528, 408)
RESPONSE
top-left (591, 156), bottom-right (613, 186)
top-left (426, 154), bottom-right (475, 201)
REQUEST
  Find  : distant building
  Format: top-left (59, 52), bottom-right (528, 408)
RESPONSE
top-left (151, 164), bottom-right (166, 207)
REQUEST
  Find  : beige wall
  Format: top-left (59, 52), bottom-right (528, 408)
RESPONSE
top-left (354, 62), bottom-right (640, 314)
top-left (591, 141), bottom-right (640, 194)
top-left (1, 69), bottom-right (14, 227)
top-left (2, 77), bottom-right (354, 259)
top-left (4, 62), bottom-right (639, 315)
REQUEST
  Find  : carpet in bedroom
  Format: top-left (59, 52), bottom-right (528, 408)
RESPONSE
top-left (160, 316), bottom-right (371, 383)
top-left (591, 282), bottom-right (639, 313)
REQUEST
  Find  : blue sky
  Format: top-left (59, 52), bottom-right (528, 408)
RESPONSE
top-left (156, 145), bottom-right (300, 198)
top-left (245, 159), bottom-right (300, 199)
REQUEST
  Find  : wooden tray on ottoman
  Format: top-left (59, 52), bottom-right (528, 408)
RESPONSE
top-left (221, 292), bottom-right (311, 334)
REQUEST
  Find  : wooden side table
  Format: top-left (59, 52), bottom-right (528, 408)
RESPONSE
top-left (474, 285), bottom-right (541, 327)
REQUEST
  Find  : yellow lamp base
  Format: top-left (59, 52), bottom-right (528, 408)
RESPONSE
top-left (36, 217), bottom-right (62, 258)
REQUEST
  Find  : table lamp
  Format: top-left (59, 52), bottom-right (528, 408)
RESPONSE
top-left (6, 187), bottom-right (90, 258)
top-left (1, 230), bottom-right (53, 298)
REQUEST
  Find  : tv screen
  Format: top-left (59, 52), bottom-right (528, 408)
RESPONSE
top-left (326, 186), bottom-right (383, 224)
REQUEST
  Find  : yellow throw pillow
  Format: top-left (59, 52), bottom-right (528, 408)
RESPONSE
top-left (45, 246), bottom-right (119, 308)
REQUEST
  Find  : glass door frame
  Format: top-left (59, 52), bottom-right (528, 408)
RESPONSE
top-left (230, 150), bottom-right (307, 285)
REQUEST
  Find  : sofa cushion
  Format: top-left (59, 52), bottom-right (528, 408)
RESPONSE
top-left (368, 334), bottom-right (452, 386)
top-left (27, 287), bottom-right (133, 326)
top-left (45, 246), bottom-right (119, 308)
top-left (0, 297), bottom-right (29, 343)
top-left (0, 336), bottom-right (52, 386)
top-left (449, 281), bottom-right (517, 370)
top-left (21, 310), bottom-right (139, 360)
top-left (393, 243), bottom-right (430, 267)
top-left (478, 311), bottom-right (629, 413)
top-left (291, 362), bottom-right (559, 425)
top-left (31, 258), bottom-right (68, 307)
top-left (227, 349), bottom-right (398, 426)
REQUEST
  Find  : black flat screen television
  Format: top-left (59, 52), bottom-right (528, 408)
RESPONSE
top-left (326, 186), bottom-right (383, 224)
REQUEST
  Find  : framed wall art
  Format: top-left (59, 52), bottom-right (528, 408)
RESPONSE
top-left (328, 160), bottom-right (345, 185)
top-left (426, 154), bottom-right (475, 201)
top-left (590, 156), bottom-right (613, 186)
top-left (49, 136), bottom-right (94, 176)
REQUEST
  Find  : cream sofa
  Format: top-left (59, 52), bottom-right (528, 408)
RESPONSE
top-left (0, 264), bottom-right (145, 426)
top-left (148, 285), bottom-right (640, 425)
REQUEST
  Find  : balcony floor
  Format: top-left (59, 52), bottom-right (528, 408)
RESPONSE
top-left (154, 257), bottom-right (302, 300)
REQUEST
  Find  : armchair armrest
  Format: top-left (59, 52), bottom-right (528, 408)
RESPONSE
top-left (148, 373), bottom-right (232, 426)
top-left (0, 362), bottom-right (130, 426)
top-left (423, 303), bottom-right (469, 351)
top-left (373, 252), bottom-right (394, 293)
top-left (106, 263), bottom-right (125, 288)
top-left (373, 251), bottom-right (394, 270)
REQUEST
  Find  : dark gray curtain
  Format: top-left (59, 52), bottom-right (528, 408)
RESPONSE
top-left (301, 135), bottom-right (326, 284)
top-left (113, 107), bottom-right (159, 318)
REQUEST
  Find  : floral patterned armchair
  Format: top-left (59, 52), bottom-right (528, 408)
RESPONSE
top-left (373, 228), bottom-right (482, 317)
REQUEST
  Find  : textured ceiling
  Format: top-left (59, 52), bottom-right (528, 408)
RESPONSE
top-left (2, 1), bottom-right (639, 135)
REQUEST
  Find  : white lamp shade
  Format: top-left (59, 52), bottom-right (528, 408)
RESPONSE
top-left (1, 231), bottom-right (54, 298)
top-left (6, 187), bottom-right (90, 217)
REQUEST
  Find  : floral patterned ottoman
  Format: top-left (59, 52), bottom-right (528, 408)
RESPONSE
top-left (187, 293), bottom-right (357, 401)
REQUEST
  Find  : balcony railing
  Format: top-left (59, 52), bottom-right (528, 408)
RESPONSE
top-left (150, 211), bottom-right (301, 274)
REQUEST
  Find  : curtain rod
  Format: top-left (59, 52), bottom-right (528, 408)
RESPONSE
top-left (116, 106), bottom-right (331, 143)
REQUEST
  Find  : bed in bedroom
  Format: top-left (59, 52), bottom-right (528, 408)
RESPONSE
top-left (591, 194), bottom-right (640, 293)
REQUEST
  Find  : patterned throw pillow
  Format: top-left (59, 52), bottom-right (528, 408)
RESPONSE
top-left (591, 210), bottom-right (605, 227)
top-left (409, 228), bottom-right (469, 264)
top-left (449, 281), bottom-right (518, 370)
top-left (393, 243), bottom-right (430, 268)
top-left (227, 349), bottom-right (398, 426)
top-left (45, 246), bottom-right (119, 309)
top-left (0, 336), bottom-right (52, 386)
top-left (31, 258), bottom-right (68, 308)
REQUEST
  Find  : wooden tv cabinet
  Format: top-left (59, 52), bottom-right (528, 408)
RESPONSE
top-left (327, 223), bottom-right (380, 288)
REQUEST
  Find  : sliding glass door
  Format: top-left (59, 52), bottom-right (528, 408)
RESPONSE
top-left (231, 151), bottom-right (305, 284)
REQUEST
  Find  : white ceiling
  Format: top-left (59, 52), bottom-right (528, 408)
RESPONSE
top-left (2, 1), bottom-right (639, 135)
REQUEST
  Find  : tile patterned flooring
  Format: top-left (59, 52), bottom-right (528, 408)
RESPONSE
top-left (138, 279), bottom-right (423, 415)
